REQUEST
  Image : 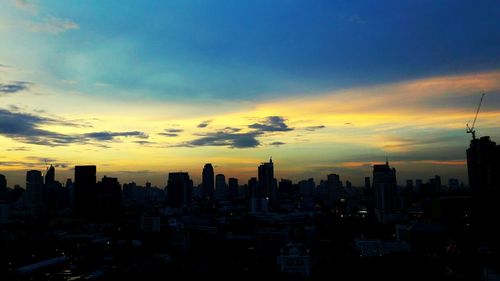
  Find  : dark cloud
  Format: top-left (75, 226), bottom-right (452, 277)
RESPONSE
top-left (222, 127), bottom-right (241, 133)
top-left (9, 105), bottom-right (21, 111)
top-left (134, 140), bottom-right (156, 145)
top-left (270, 141), bottom-right (286, 146)
top-left (159, 133), bottom-right (179, 137)
top-left (197, 120), bottom-right (212, 128)
top-left (6, 146), bottom-right (30, 151)
top-left (304, 125), bottom-right (326, 131)
top-left (0, 108), bottom-right (147, 146)
top-left (158, 128), bottom-right (183, 137)
top-left (83, 131), bottom-right (148, 141)
top-left (248, 116), bottom-right (293, 132)
top-left (25, 156), bottom-right (58, 163)
top-left (0, 108), bottom-right (83, 146)
top-left (180, 117), bottom-right (293, 149)
top-left (164, 128), bottom-right (183, 133)
top-left (0, 81), bottom-right (32, 95)
top-left (0, 156), bottom-right (70, 169)
top-left (181, 130), bottom-right (261, 148)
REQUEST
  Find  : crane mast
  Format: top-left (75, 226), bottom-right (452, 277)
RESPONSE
top-left (466, 93), bottom-right (485, 140)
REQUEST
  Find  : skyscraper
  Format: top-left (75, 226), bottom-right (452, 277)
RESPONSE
top-left (45, 165), bottom-right (55, 185)
top-left (0, 174), bottom-right (7, 201)
top-left (167, 172), bottom-right (193, 208)
top-left (26, 170), bottom-right (45, 217)
top-left (74, 165), bottom-right (97, 219)
top-left (466, 136), bottom-right (500, 240)
top-left (364, 177), bottom-right (371, 190)
top-left (258, 158), bottom-right (275, 198)
top-left (327, 173), bottom-right (344, 202)
top-left (97, 176), bottom-right (122, 220)
top-left (228, 177), bottom-right (238, 201)
top-left (215, 174), bottom-right (227, 202)
top-left (373, 161), bottom-right (400, 224)
top-left (202, 163), bottom-right (215, 202)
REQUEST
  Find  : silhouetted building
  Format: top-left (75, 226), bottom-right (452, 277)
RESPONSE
top-left (448, 178), bottom-right (459, 192)
top-left (279, 179), bottom-right (294, 197)
top-left (74, 165), bottom-right (97, 219)
top-left (248, 177), bottom-right (258, 199)
top-left (45, 165), bottom-right (55, 185)
top-left (97, 176), bottom-right (121, 220)
top-left (429, 175), bottom-right (442, 194)
top-left (373, 161), bottom-right (400, 223)
top-left (0, 174), bottom-right (6, 201)
top-left (299, 178), bottom-right (315, 210)
top-left (26, 170), bottom-right (45, 217)
top-left (364, 177), bottom-right (371, 190)
top-left (406, 180), bottom-right (413, 189)
top-left (327, 173), bottom-right (344, 202)
top-left (345, 180), bottom-right (352, 189)
top-left (215, 174), bottom-right (227, 202)
top-left (202, 163), bottom-right (215, 203)
top-left (228, 177), bottom-right (238, 201)
top-left (277, 242), bottom-right (311, 276)
top-left (466, 136), bottom-right (500, 241)
top-left (167, 172), bottom-right (193, 208)
top-left (258, 158), bottom-right (275, 198)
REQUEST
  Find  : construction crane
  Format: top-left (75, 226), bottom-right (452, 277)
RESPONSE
top-left (466, 93), bottom-right (486, 140)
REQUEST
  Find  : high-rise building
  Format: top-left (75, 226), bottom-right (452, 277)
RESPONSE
top-left (167, 172), bottom-right (193, 208)
top-left (202, 163), bottom-right (215, 202)
top-left (405, 180), bottom-right (413, 189)
top-left (364, 177), bottom-right (371, 190)
top-left (74, 165), bottom-right (97, 219)
top-left (0, 174), bottom-right (7, 201)
top-left (228, 177), bottom-right (238, 201)
top-left (45, 165), bottom-right (55, 185)
top-left (258, 158), bottom-right (275, 198)
top-left (97, 176), bottom-right (121, 220)
top-left (466, 136), bottom-right (500, 239)
top-left (279, 179), bottom-right (293, 197)
top-left (215, 174), bottom-right (227, 202)
top-left (448, 178), bottom-right (459, 192)
top-left (26, 170), bottom-right (45, 217)
top-left (373, 161), bottom-right (400, 224)
top-left (327, 173), bottom-right (344, 202)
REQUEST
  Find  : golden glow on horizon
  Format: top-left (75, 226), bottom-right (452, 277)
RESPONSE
top-left (1, 70), bottom-right (500, 185)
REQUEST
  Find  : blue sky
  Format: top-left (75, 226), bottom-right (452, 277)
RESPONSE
top-left (3, 0), bottom-right (500, 101)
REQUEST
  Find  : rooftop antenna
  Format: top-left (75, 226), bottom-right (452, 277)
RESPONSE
top-left (466, 93), bottom-right (486, 140)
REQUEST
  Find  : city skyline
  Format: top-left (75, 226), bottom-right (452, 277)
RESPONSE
top-left (2, 1), bottom-right (500, 187)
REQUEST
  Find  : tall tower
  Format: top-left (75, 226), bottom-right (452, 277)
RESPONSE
top-left (466, 136), bottom-right (500, 240)
top-left (45, 165), bottom-right (55, 185)
top-left (228, 177), bottom-right (239, 201)
top-left (0, 174), bottom-right (7, 201)
top-left (215, 174), bottom-right (227, 202)
top-left (167, 172), bottom-right (193, 208)
top-left (26, 170), bottom-right (44, 217)
top-left (373, 161), bottom-right (400, 224)
top-left (258, 157), bottom-right (275, 198)
top-left (202, 163), bottom-right (215, 202)
top-left (74, 165), bottom-right (97, 219)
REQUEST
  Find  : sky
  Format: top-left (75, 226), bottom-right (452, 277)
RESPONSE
top-left (1, 0), bottom-right (500, 187)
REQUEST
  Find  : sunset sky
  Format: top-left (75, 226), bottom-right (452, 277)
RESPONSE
top-left (1, 0), bottom-right (499, 187)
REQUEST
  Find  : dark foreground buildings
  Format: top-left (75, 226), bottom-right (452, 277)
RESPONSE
top-left (1, 148), bottom-right (499, 280)
top-left (466, 136), bottom-right (500, 243)
top-left (74, 165), bottom-right (97, 219)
